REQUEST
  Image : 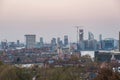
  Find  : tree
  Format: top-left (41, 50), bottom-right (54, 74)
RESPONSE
top-left (0, 61), bottom-right (3, 66)
top-left (0, 65), bottom-right (32, 80)
top-left (93, 68), bottom-right (120, 80)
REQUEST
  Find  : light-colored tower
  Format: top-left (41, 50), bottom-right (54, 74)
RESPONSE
top-left (25, 35), bottom-right (36, 49)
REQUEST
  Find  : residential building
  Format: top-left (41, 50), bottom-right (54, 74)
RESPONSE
top-left (25, 35), bottom-right (36, 49)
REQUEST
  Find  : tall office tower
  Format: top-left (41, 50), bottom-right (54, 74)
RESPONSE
top-left (51, 38), bottom-right (56, 46)
top-left (99, 34), bottom-right (102, 49)
top-left (57, 37), bottom-right (60, 44)
top-left (40, 37), bottom-right (43, 44)
top-left (119, 32), bottom-right (120, 51)
top-left (39, 37), bottom-right (44, 48)
top-left (17, 40), bottom-right (20, 47)
top-left (88, 40), bottom-right (97, 50)
top-left (64, 35), bottom-right (68, 46)
top-left (79, 29), bottom-right (84, 50)
top-left (1, 39), bottom-right (8, 50)
top-left (79, 29), bottom-right (84, 42)
top-left (88, 32), bottom-right (94, 40)
top-left (25, 35), bottom-right (36, 49)
top-left (99, 34), bottom-right (102, 41)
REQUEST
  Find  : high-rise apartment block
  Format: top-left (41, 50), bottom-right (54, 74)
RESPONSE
top-left (64, 35), bottom-right (68, 46)
top-left (40, 37), bottom-right (43, 44)
top-left (1, 39), bottom-right (8, 50)
top-left (79, 29), bottom-right (84, 42)
top-left (25, 35), bottom-right (36, 49)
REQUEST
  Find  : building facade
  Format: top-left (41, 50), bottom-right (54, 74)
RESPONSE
top-left (88, 32), bottom-right (94, 40)
top-left (102, 38), bottom-right (117, 50)
top-left (64, 35), bottom-right (68, 46)
top-left (79, 29), bottom-right (84, 42)
top-left (95, 51), bottom-right (120, 62)
top-left (25, 35), bottom-right (36, 49)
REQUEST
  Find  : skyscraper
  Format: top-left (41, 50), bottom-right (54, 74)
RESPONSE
top-left (1, 39), bottom-right (8, 50)
top-left (79, 29), bottom-right (84, 50)
top-left (57, 37), bottom-right (60, 45)
top-left (88, 32), bottom-right (94, 40)
top-left (64, 35), bottom-right (68, 46)
top-left (79, 29), bottom-right (84, 42)
top-left (88, 32), bottom-right (96, 50)
top-left (99, 34), bottom-right (102, 41)
top-left (25, 35), bottom-right (36, 49)
top-left (51, 38), bottom-right (56, 46)
top-left (99, 34), bottom-right (103, 49)
top-left (39, 37), bottom-right (44, 48)
top-left (40, 37), bottom-right (43, 44)
top-left (17, 40), bottom-right (20, 47)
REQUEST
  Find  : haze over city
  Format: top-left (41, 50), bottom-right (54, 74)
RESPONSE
top-left (1, 1), bottom-right (120, 80)
top-left (0, 0), bottom-right (120, 42)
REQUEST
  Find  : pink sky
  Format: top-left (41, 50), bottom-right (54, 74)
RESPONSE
top-left (0, 0), bottom-right (120, 42)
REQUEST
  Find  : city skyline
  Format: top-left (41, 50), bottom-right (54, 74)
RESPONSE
top-left (0, 0), bottom-right (120, 42)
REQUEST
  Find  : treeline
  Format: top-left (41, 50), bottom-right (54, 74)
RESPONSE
top-left (93, 68), bottom-right (120, 80)
top-left (34, 66), bottom-right (120, 80)
top-left (0, 61), bottom-right (120, 80)
top-left (0, 61), bottom-right (96, 80)
top-left (35, 67), bottom-right (86, 80)
top-left (0, 62), bottom-right (33, 80)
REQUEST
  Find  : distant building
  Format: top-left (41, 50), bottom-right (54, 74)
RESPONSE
top-left (79, 29), bottom-right (84, 50)
top-left (88, 39), bottom-right (97, 50)
top-left (51, 38), bottom-right (57, 51)
top-left (79, 29), bottom-right (84, 42)
top-left (36, 37), bottom-right (44, 48)
top-left (88, 32), bottom-right (94, 40)
top-left (83, 40), bottom-right (97, 50)
top-left (57, 37), bottom-right (63, 48)
top-left (83, 40), bottom-right (89, 50)
top-left (87, 32), bottom-right (97, 50)
top-left (25, 35), bottom-right (36, 49)
top-left (51, 38), bottom-right (56, 46)
top-left (17, 40), bottom-right (20, 47)
top-left (8, 42), bottom-right (16, 49)
top-left (102, 38), bottom-right (117, 50)
top-left (40, 37), bottom-right (43, 43)
top-left (95, 51), bottom-right (120, 62)
top-left (59, 40), bottom-right (63, 47)
top-left (99, 34), bottom-right (103, 49)
top-left (99, 34), bottom-right (102, 41)
top-left (79, 41), bottom-right (84, 50)
top-left (40, 37), bottom-right (44, 47)
top-left (57, 37), bottom-right (60, 45)
top-left (1, 40), bottom-right (8, 50)
top-left (64, 35), bottom-right (68, 46)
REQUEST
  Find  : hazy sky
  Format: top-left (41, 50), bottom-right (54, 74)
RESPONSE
top-left (0, 0), bottom-right (120, 42)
